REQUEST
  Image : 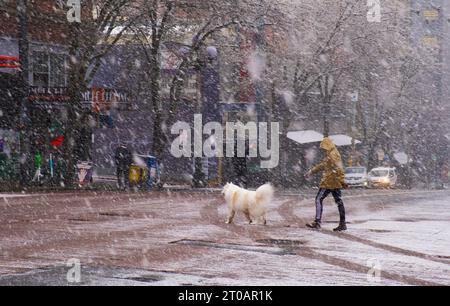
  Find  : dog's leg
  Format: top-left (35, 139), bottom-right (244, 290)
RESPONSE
top-left (244, 210), bottom-right (253, 224)
top-left (225, 210), bottom-right (235, 224)
top-left (262, 215), bottom-right (267, 226)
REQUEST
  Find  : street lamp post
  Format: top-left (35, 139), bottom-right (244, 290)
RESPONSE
top-left (17, 0), bottom-right (30, 186)
top-left (255, 0), bottom-right (266, 122)
top-left (350, 91), bottom-right (359, 167)
top-left (192, 52), bottom-right (205, 189)
top-left (192, 46), bottom-right (220, 188)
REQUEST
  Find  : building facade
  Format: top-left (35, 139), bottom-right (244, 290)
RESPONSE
top-left (409, 0), bottom-right (450, 182)
top-left (1, 1), bottom-right (73, 184)
top-left (0, 1), bottom-right (134, 185)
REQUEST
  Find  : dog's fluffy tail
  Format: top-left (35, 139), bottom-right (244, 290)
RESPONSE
top-left (256, 183), bottom-right (274, 204)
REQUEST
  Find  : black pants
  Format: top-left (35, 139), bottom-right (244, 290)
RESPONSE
top-left (117, 167), bottom-right (130, 189)
top-left (315, 188), bottom-right (346, 223)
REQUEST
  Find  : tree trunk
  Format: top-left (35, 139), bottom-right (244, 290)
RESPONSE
top-left (17, 0), bottom-right (31, 187)
top-left (323, 95), bottom-right (331, 137)
top-left (64, 22), bottom-right (85, 187)
top-left (149, 48), bottom-right (164, 158)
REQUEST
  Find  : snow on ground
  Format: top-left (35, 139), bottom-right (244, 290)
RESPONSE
top-left (0, 194), bottom-right (33, 198)
top-left (0, 189), bottom-right (448, 285)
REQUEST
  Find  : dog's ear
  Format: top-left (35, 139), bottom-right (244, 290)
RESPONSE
top-left (222, 184), bottom-right (228, 194)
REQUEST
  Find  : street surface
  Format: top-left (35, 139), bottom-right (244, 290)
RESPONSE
top-left (0, 188), bottom-right (449, 286)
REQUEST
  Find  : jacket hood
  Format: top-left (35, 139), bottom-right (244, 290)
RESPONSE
top-left (322, 137), bottom-right (344, 170)
top-left (320, 137), bottom-right (336, 151)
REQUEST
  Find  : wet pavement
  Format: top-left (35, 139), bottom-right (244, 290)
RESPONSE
top-left (0, 188), bottom-right (449, 286)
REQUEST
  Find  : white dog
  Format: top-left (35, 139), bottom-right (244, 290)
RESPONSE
top-left (222, 182), bottom-right (274, 225)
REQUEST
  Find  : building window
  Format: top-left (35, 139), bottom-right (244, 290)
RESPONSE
top-left (422, 36), bottom-right (440, 49)
top-left (32, 51), bottom-right (67, 87)
top-left (423, 9), bottom-right (439, 21)
top-left (32, 51), bottom-right (49, 87)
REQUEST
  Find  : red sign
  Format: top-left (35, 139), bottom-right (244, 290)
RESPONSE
top-left (0, 56), bottom-right (20, 69)
top-left (50, 136), bottom-right (65, 147)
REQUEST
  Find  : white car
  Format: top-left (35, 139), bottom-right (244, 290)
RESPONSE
top-left (344, 167), bottom-right (368, 187)
top-left (368, 167), bottom-right (398, 188)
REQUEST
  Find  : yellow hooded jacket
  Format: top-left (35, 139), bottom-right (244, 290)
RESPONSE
top-left (310, 137), bottom-right (345, 189)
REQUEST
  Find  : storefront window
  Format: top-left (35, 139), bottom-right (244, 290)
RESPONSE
top-left (32, 51), bottom-right (49, 87)
top-left (32, 51), bottom-right (67, 87)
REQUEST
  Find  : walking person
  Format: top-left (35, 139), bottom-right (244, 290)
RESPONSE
top-left (305, 137), bottom-right (347, 231)
top-left (32, 150), bottom-right (43, 183)
top-left (115, 143), bottom-right (132, 190)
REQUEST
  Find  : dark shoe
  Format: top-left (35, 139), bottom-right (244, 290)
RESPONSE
top-left (333, 222), bottom-right (347, 232)
top-left (306, 221), bottom-right (321, 230)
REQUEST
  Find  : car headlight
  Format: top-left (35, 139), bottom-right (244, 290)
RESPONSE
top-left (382, 178), bottom-right (390, 184)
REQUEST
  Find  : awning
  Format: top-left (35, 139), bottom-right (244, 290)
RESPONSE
top-left (287, 131), bottom-right (361, 147)
top-left (287, 130), bottom-right (324, 144)
top-left (0, 38), bottom-right (18, 73)
top-left (394, 152), bottom-right (409, 165)
top-left (329, 135), bottom-right (361, 147)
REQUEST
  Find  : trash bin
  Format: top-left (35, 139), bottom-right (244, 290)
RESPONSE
top-left (77, 161), bottom-right (93, 187)
top-left (133, 155), bottom-right (161, 190)
top-left (129, 164), bottom-right (148, 188)
top-left (146, 155), bottom-right (161, 190)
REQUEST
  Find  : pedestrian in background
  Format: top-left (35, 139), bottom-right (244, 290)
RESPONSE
top-left (115, 143), bottom-right (132, 190)
top-left (32, 150), bottom-right (42, 183)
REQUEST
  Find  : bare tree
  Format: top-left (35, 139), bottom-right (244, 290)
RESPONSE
top-left (64, 0), bottom-right (138, 186)
top-left (131, 0), bottom-right (273, 158)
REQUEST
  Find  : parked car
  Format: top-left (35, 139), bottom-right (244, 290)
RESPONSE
top-left (368, 167), bottom-right (398, 188)
top-left (344, 167), bottom-right (368, 187)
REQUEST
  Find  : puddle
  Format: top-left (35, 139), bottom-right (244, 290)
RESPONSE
top-left (436, 255), bottom-right (450, 259)
top-left (99, 212), bottom-right (131, 218)
top-left (368, 229), bottom-right (394, 233)
top-left (171, 239), bottom-right (294, 255)
top-left (68, 218), bottom-right (91, 222)
top-left (394, 218), bottom-right (419, 222)
top-left (124, 275), bottom-right (164, 283)
top-left (255, 239), bottom-right (305, 247)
